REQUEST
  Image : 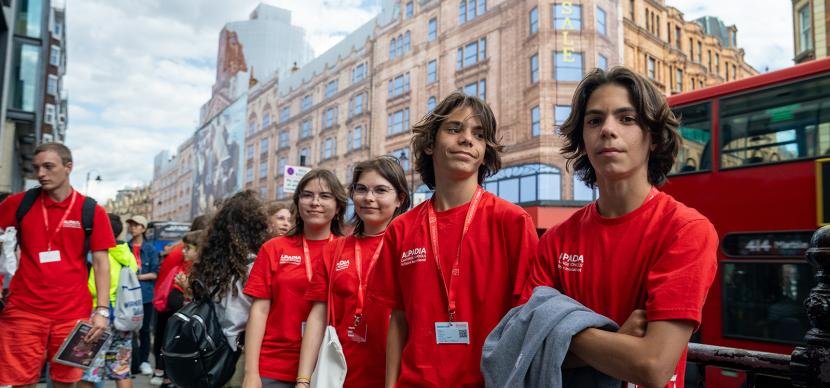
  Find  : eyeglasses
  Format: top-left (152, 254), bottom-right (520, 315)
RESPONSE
top-left (299, 191), bottom-right (336, 203)
top-left (352, 184), bottom-right (395, 197)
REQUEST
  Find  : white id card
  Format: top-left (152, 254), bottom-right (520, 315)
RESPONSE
top-left (435, 322), bottom-right (470, 344)
top-left (347, 323), bottom-right (368, 343)
top-left (39, 250), bottom-right (61, 264)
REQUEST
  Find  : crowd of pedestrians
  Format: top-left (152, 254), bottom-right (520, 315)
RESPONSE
top-left (0, 67), bottom-right (718, 388)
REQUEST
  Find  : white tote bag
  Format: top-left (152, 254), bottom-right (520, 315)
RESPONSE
top-left (310, 325), bottom-right (347, 388)
top-left (310, 238), bottom-right (348, 388)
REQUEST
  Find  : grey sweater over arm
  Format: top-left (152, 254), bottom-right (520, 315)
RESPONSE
top-left (481, 286), bottom-right (621, 388)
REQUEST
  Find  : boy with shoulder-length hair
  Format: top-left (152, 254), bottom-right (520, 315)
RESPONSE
top-left (368, 92), bottom-right (539, 387)
top-left (526, 67), bottom-right (718, 388)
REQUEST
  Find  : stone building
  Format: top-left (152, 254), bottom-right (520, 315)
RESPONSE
top-left (622, 0), bottom-right (757, 94)
top-left (792, 0), bottom-right (829, 63)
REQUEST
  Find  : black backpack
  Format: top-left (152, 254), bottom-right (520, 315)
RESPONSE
top-left (15, 187), bottom-right (96, 253)
top-left (161, 280), bottom-right (241, 388)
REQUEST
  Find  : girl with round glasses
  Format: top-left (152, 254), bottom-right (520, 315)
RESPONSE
top-left (297, 157), bottom-right (410, 387)
top-left (243, 170), bottom-right (347, 388)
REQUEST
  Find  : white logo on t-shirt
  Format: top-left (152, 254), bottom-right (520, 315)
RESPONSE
top-left (557, 252), bottom-right (584, 272)
top-left (279, 254), bottom-right (302, 265)
top-left (400, 247), bottom-right (427, 267)
top-left (335, 259), bottom-right (350, 271)
top-left (62, 220), bottom-right (81, 229)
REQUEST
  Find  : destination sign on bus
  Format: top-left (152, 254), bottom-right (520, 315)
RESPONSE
top-left (721, 231), bottom-right (813, 258)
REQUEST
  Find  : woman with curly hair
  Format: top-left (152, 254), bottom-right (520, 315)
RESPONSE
top-left (243, 169), bottom-right (347, 388)
top-left (297, 156), bottom-right (410, 387)
top-left (188, 190), bottom-right (270, 368)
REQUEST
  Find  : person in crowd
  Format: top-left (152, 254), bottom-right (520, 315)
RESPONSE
top-left (367, 92), bottom-right (539, 387)
top-left (298, 156), bottom-right (411, 387)
top-left (79, 214), bottom-right (139, 388)
top-left (266, 202), bottom-right (292, 237)
top-left (125, 215), bottom-right (159, 376)
top-left (0, 143), bottom-right (115, 387)
top-left (189, 190), bottom-right (270, 388)
top-left (243, 170), bottom-right (347, 388)
top-left (525, 67), bottom-right (718, 387)
top-left (150, 215), bottom-right (210, 386)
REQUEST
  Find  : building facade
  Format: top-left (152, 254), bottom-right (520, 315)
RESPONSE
top-left (151, 0), bottom-right (761, 227)
top-left (105, 185), bottom-right (153, 221)
top-left (1, 0), bottom-right (66, 196)
top-left (793, 0), bottom-right (829, 63)
top-left (622, 0), bottom-right (757, 95)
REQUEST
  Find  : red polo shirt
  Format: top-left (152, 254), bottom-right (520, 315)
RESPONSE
top-left (244, 234), bottom-right (332, 381)
top-left (367, 191), bottom-right (538, 387)
top-left (0, 189), bottom-right (115, 320)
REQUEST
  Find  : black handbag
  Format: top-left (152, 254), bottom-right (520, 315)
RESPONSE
top-left (161, 280), bottom-right (240, 388)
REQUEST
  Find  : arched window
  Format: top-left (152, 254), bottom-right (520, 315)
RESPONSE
top-left (483, 164), bottom-right (561, 204)
top-left (396, 34), bottom-right (403, 57)
top-left (404, 31), bottom-right (411, 52)
top-left (389, 38), bottom-right (396, 59)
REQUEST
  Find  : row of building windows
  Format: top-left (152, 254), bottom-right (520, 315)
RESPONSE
top-left (388, 72), bottom-right (411, 98)
top-left (389, 31), bottom-right (412, 60)
top-left (274, 61), bottom-right (368, 122)
top-left (530, 105), bottom-right (572, 136)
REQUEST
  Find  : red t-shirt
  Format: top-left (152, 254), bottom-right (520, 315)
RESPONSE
top-left (367, 191), bottom-right (538, 387)
top-left (305, 235), bottom-right (388, 388)
top-left (0, 189), bottom-right (115, 319)
top-left (155, 243), bottom-right (184, 295)
top-left (132, 244), bottom-right (142, 267)
top-left (244, 234), bottom-right (332, 381)
top-left (526, 190), bottom-right (718, 388)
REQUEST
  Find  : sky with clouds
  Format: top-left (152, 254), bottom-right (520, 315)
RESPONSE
top-left (64, 0), bottom-right (794, 202)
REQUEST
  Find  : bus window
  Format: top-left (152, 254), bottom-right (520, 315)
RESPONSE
top-left (671, 102), bottom-right (712, 174)
top-left (719, 74), bottom-right (830, 168)
top-left (722, 262), bottom-right (814, 344)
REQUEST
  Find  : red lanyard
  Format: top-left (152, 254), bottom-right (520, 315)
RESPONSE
top-left (426, 186), bottom-right (484, 322)
top-left (41, 191), bottom-right (77, 251)
top-left (353, 236), bottom-right (384, 326)
top-left (302, 235), bottom-right (334, 282)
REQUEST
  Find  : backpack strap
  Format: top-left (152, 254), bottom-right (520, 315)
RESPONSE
top-left (326, 237), bottom-right (347, 326)
top-left (14, 188), bottom-right (42, 247)
top-left (81, 197), bottom-right (96, 255)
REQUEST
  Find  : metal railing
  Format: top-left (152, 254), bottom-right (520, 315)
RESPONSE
top-left (684, 226), bottom-right (830, 387)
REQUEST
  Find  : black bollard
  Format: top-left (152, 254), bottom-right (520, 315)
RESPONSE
top-left (792, 225), bottom-right (830, 387)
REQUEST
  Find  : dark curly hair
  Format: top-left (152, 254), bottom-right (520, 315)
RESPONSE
top-left (560, 67), bottom-right (681, 188)
top-left (411, 92), bottom-right (503, 190)
top-left (189, 190), bottom-right (270, 299)
top-left (287, 169), bottom-right (348, 237)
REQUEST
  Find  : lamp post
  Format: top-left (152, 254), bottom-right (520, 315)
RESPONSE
top-left (85, 169), bottom-right (102, 194)
top-left (398, 151), bottom-right (415, 202)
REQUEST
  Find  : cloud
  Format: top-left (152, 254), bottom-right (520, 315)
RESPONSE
top-left (64, 0), bottom-right (378, 202)
top-left (673, 0), bottom-right (794, 72)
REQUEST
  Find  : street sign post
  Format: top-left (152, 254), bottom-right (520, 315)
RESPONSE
top-left (283, 165), bottom-right (311, 193)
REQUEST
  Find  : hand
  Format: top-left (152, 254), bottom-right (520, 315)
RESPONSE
top-left (85, 314), bottom-right (109, 342)
top-left (618, 309), bottom-right (647, 337)
top-left (242, 372), bottom-right (262, 388)
top-left (174, 273), bottom-right (189, 289)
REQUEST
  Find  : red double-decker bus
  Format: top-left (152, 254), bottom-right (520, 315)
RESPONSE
top-left (662, 57), bottom-right (830, 386)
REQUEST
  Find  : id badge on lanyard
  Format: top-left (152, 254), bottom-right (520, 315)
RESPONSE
top-left (427, 187), bottom-right (483, 345)
top-left (39, 191), bottom-right (77, 264)
top-left (348, 236), bottom-right (384, 343)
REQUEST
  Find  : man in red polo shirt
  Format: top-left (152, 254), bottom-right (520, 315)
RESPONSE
top-left (0, 143), bottom-right (115, 387)
top-left (367, 92), bottom-right (538, 387)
